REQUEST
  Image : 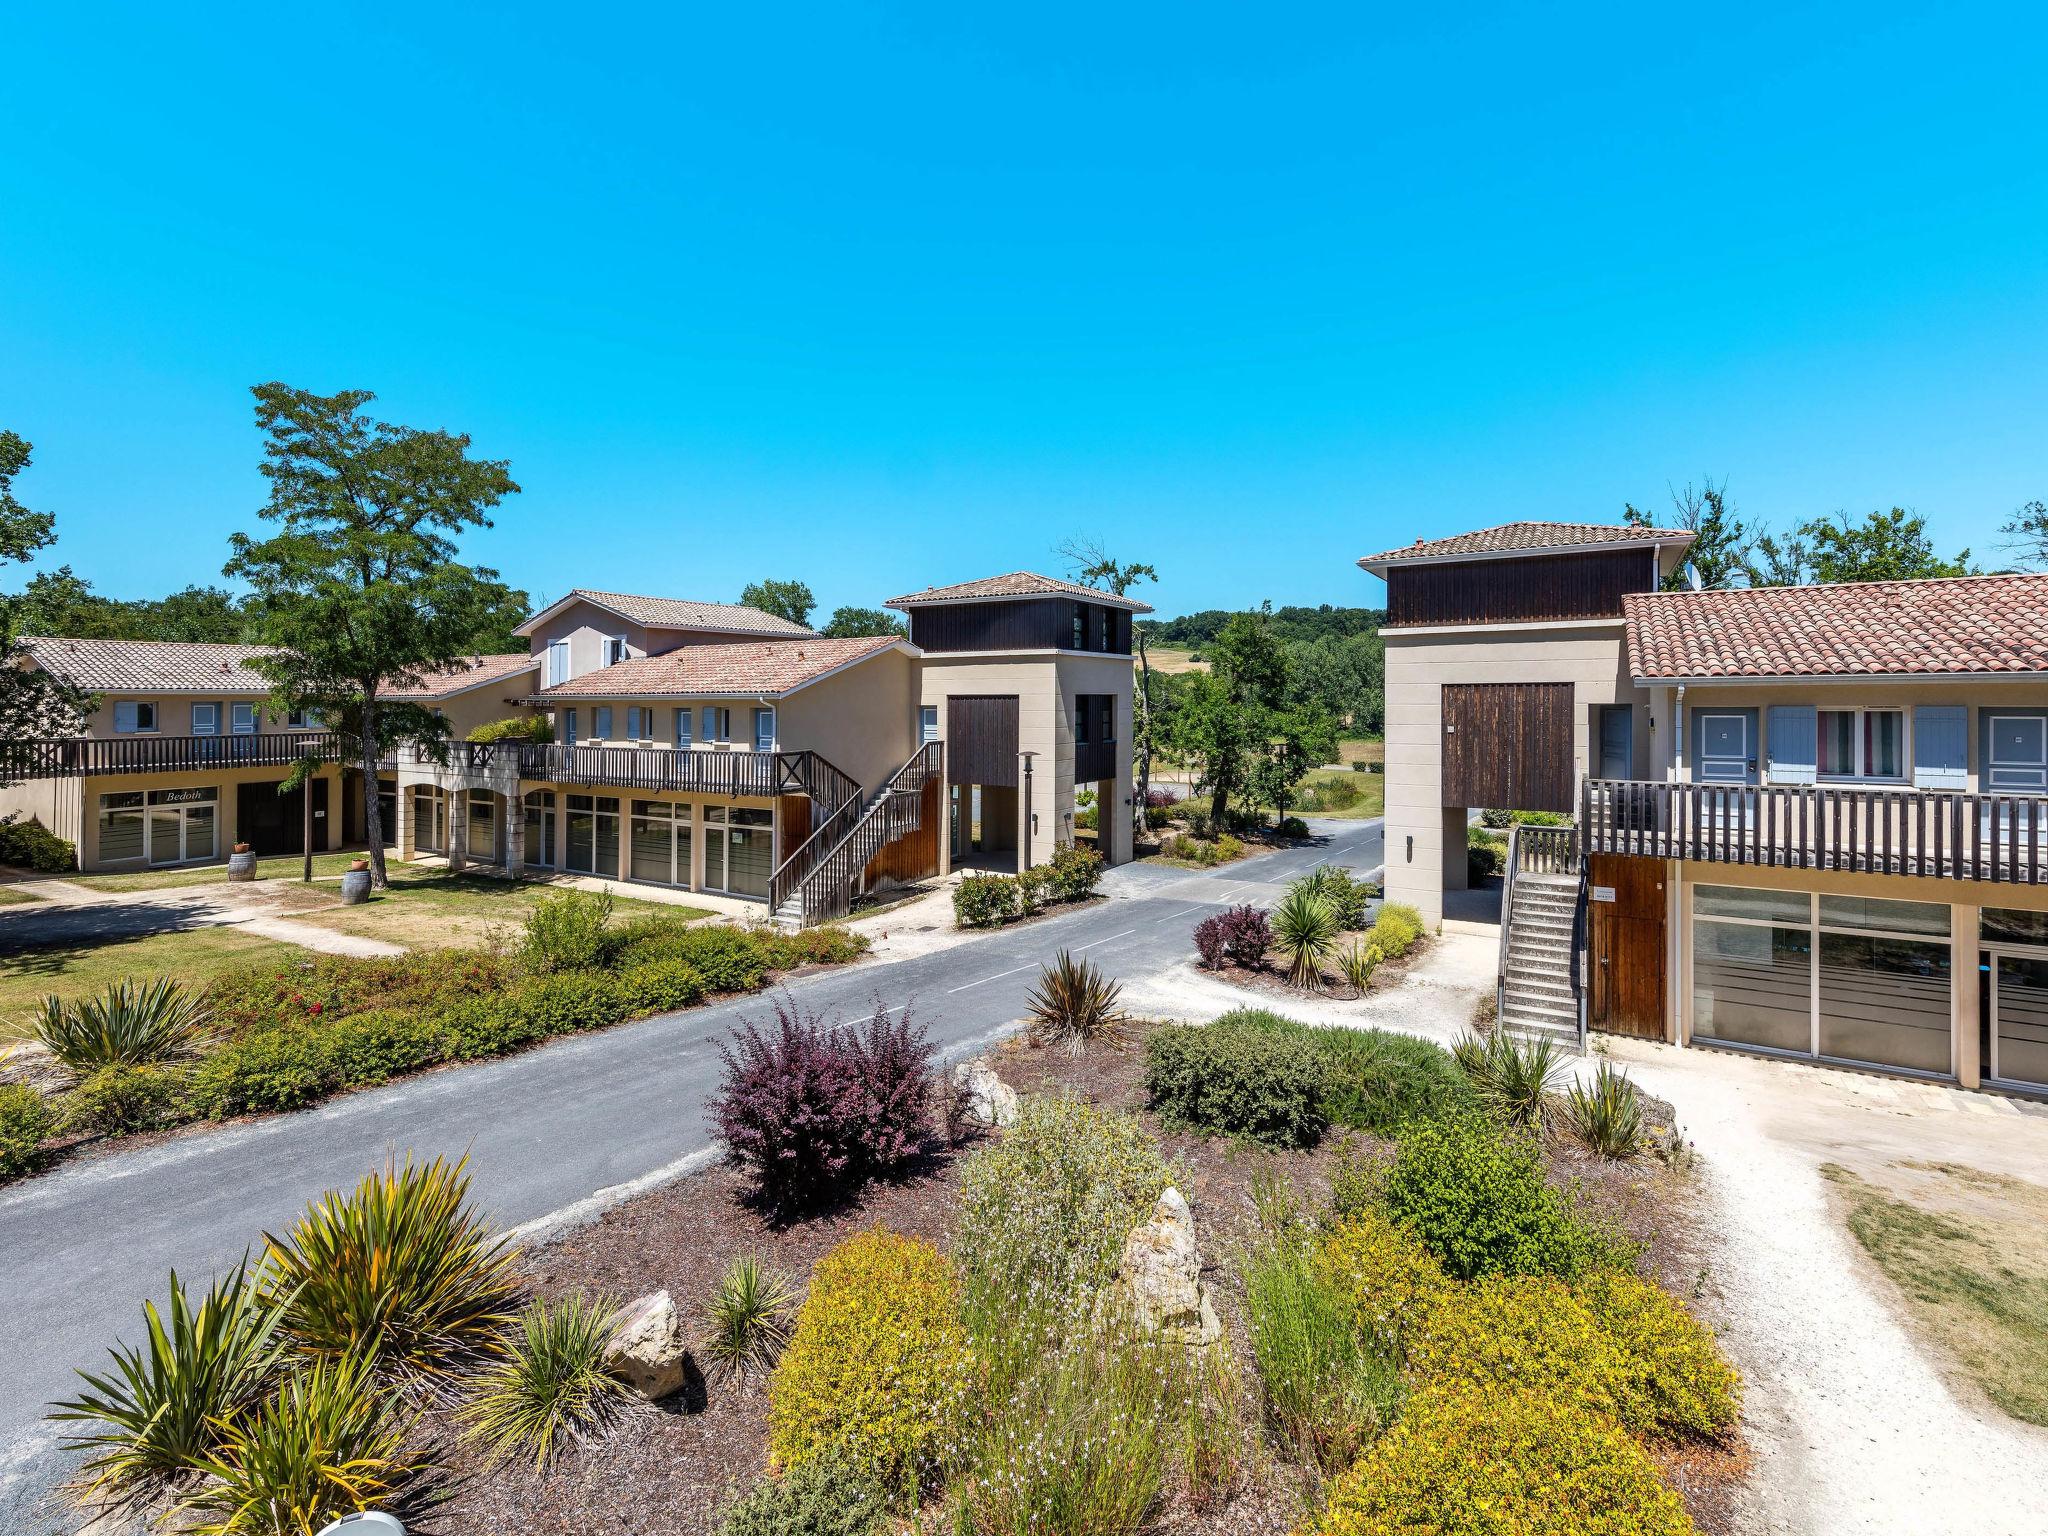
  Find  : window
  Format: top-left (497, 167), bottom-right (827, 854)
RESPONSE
top-left (602, 635), bottom-right (628, 667)
top-left (919, 705), bottom-right (939, 744)
top-left (1096, 606), bottom-right (1110, 651)
top-left (753, 707), bottom-right (776, 752)
top-left (1075, 700), bottom-right (1091, 743)
top-left (674, 707), bottom-right (692, 749)
top-left (230, 703), bottom-right (257, 735)
top-left (98, 791), bottom-right (147, 862)
top-left (593, 706), bottom-right (614, 740)
top-left (191, 703), bottom-right (218, 736)
top-left (113, 701), bottom-right (158, 734)
top-left (701, 706), bottom-right (731, 744)
top-left (1987, 715), bottom-right (2048, 791)
top-left (1818, 708), bottom-right (1904, 780)
top-left (626, 706), bottom-right (644, 741)
top-left (1071, 607), bottom-right (1085, 649)
top-left (1691, 884), bottom-right (1953, 1077)
top-left (545, 639), bottom-right (570, 687)
top-left (286, 707), bottom-right (319, 729)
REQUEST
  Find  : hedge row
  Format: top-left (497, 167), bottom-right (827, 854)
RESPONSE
top-left (952, 845), bottom-right (1104, 928)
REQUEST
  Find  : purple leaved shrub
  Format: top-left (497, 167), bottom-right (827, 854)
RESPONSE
top-left (709, 995), bottom-right (935, 1216)
top-left (1194, 905), bottom-right (1273, 970)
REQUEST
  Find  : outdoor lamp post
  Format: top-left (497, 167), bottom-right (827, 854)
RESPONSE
top-left (1021, 750), bottom-right (1038, 868)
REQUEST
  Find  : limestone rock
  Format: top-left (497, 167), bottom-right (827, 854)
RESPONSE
top-left (949, 1056), bottom-right (1019, 1129)
top-left (603, 1289), bottom-right (693, 1400)
top-left (1117, 1186), bottom-right (1222, 1345)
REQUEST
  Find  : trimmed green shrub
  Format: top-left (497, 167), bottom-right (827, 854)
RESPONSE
top-left (327, 1009), bottom-right (446, 1086)
top-left (439, 997), bottom-right (549, 1060)
top-left (767, 1229), bottom-right (970, 1487)
top-left (502, 971), bottom-right (629, 1037)
top-left (1144, 1014), bottom-right (1328, 1148)
top-left (0, 814), bottom-right (76, 872)
top-left (953, 872), bottom-right (1022, 928)
top-left (522, 889), bottom-right (615, 972)
top-left (1213, 1011), bottom-right (1474, 1136)
top-left (61, 1064), bottom-right (188, 1136)
top-left (1310, 1385), bottom-right (1698, 1536)
top-left (205, 950), bottom-right (517, 1032)
top-left (1277, 815), bottom-right (1311, 838)
top-left (0, 1083), bottom-right (56, 1179)
top-left (751, 925), bottom-right (870, 970)
top-left (622, 923), bottom-right (770, 992)
top-left (187, 1027), bottom-right (340, 1120)
top-left (718, 1447), bottom-right (889, 1536)
top-left (1368, 902), bottom-right (1424, 958)
top-left (619, 958), bottom-right (708, 1013)
top-left (1383, 1116), bottom-right (1636, 1282)
top-left (1045, 843), bottom-right (1104, 902)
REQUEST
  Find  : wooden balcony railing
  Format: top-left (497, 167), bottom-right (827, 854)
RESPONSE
top-left (515, 744), bottom-right (855, 804)
top-left (1583, 778), bottom-right (2048, 885)
top-left (0, 732), bottom-right (340, 779)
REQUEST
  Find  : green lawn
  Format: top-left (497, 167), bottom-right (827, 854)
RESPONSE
top-left (0, 887), bottom-right (43, 906)
top-left (1, 928), bottom-right (304, 1033)
top-left (1286, 767), bottom-right (1385, 820)
top-left (296, 870), bottom-right (697, 949)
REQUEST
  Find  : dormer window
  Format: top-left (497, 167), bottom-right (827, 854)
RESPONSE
top-left (546, 639), bottom-right (570, 686)
top-left (602, 635), bottom-right (629, 667)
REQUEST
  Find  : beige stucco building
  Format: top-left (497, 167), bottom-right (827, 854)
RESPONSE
top-left (1, 572), bottom-right (1146, 924)
top-left (1369, 521), bottom-right (2048, 1100)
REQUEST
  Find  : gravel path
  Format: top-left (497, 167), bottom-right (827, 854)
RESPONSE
top-left (1608, 1044), bottom-right (2048, 1535)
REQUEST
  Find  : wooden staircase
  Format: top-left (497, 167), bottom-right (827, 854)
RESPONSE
top-left (1495, 823), bottom-right (1586, 1050)
top-left (770, 742), bottom-right (944, 926)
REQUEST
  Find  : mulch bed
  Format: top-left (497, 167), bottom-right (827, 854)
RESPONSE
top-left (434, 1020), bottom-right (1748, 1536)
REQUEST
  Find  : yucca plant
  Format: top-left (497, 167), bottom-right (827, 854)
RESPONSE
top-left (177, 1353), bottom-right (417, 1536)
top-left (1564, 1061), bottom-right (1645, 1158)
top-left (51, 1259), bottom-right (284, 1503)
top-left (701, 1254), bottom-right (796, 1383)
top-left (1270, 887), bottom-right (1339, 990)
top-left (261, 1155), bottom-right (522, 1396)
top-left (1336, 939), bottom-right (1381, 997)
top-left (32, 978), bottom-right (212, 1076)
top-left (1025, 951), bottom-right (1127, 1056)
top-left (459, 1292), bottom-right (628, 1469)
top-left (1454, 1029), bottom-right (1566, 1129)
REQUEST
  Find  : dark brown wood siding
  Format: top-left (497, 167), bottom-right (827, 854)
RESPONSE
top-left (1388, 549), bottom-right (1657, 627)
top-left (865, 775), bottom-right (942, 884)
top-left (1442, 682), bottom-right (1574, 812)
top-left (907, 598), bottom-right (1132, 655)
top-left (1588, 854), bottom-right (1667, 1040)
top-left (946, 695), bottom-right (1020, 786)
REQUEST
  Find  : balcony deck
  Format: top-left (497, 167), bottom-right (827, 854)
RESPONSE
top-left (514, 744), bottom-right (854, 805)
top-left (0, 732), bottom-right (340, 779)
top-left (1583, 778), bottom-right (2048, 885)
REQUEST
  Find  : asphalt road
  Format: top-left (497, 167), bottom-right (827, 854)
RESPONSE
top-left (0, 817), bottom-right (1379, 1528)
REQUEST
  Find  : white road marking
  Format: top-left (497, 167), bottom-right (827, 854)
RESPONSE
top-left (1069, 927), bottom-right (1138, 952)
top-left (946, 961), bottom-right (1040, 994)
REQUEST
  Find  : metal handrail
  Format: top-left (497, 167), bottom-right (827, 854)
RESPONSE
top-left (768, 787), bottom-right (863, 914)
top-left (780, 741), bottom-right (943, 925)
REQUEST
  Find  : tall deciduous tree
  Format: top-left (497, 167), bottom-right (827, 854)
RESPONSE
top-left (1161, 605), bottom-right (1333, 827)
top-left (738, 578), bottom-right (817, 629)
top-left (1796, 507), bottom-right (1973, 584)
top-left (819, 604), bottom-right (906, 638)
top-left (1623, 476), bottom-right (1752, 589)
top-left (2000, 499), bottom-right (2048, 569)
top-left (0, 431), bottom-right (89, 745)
top-left (225, 385), bottom-right (521, 887)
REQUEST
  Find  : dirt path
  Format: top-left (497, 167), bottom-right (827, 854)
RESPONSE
top-left (1609, 1041), bottom-right (2048, 1535)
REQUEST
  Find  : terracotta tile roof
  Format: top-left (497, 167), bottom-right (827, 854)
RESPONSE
top-left (886, 571), bottom-right (1154, 613)
top-left (19, 636), bottom-right (277, 693)
top-left (383, 652), bottom-right (540, 700)
top-left (1626, 574), bottom-right (2048, 680)
top-left (532, 636), bottom-right (907, 699)
top-left (1358, 521), bottom-right (1694, 569)
top-left (516, 589), bottom-right (816, 637)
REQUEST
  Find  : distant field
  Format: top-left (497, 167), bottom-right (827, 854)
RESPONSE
top-left (1139, 645), bottom-right (1209, 675)
top-left (1335, 737), bottom-right (1384, 768)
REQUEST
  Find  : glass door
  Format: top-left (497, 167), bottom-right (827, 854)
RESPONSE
top-left (728, 808), bottom-right (772, 898)
top-left (702, 805), bottom-right (728, 890)
top-left (467, 793), bottom-right (497, 863)
top-left (524, 791), bottom-right (556, 868)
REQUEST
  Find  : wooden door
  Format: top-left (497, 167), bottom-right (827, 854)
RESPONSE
top-left (1441, 682), bottom-right (1574, 813)
top-left (946, 695), bottom-right (1020, 786)
top-left (1588, 854), bottom-right (1666, 1039)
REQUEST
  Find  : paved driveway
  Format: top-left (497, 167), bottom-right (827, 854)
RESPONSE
top-left (0, 820), bottom-right (1379, 1529)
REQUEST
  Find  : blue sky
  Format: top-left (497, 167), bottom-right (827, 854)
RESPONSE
top-left (4, 3), bottom-right (2045, 620)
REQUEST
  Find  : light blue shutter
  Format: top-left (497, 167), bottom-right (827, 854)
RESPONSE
top-left (562, 708), bottom-right (577, 747)
top-left (701, 706), bottom-right (717, 743)
top-left (1912, 705), bottom-right (1968, 790)
top-left (674, 708), bottom-right (691, 748)
top-left (754, 707), bottom-right (775, 751)
top-left (1765, 705), bottom-right (1817, 785)
top-left (114, 702), bottom-right (139, 734)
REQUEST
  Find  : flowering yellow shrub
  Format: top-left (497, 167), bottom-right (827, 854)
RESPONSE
top-left (1407, 1275), bottom-right (1634, 1427)
top-left (1315, 1208), bottom-right (1451, 1358)
top-left (767, 1229), bottom-right (970, 1488)
top-left (1577, 1270), bottom-right (1742, 1440)
top-left (1311, 1385), bottom-right (1698, 1536)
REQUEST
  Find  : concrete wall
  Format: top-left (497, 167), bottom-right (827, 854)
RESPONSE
top-left (1054, 652), bottom-right (1136, 865)
top-left (0, 777), bottom-right (81, 854)
top-left (777, 647), bottom-right (920, 797)
top-left (72, 692), bottom-right (275, 737)
top-left (523, 599), bottom-right (788, 683)
top-left (1383, 619), bottom-right (1638, 926)
top-left (427, 678), bottom-right (541, 742)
